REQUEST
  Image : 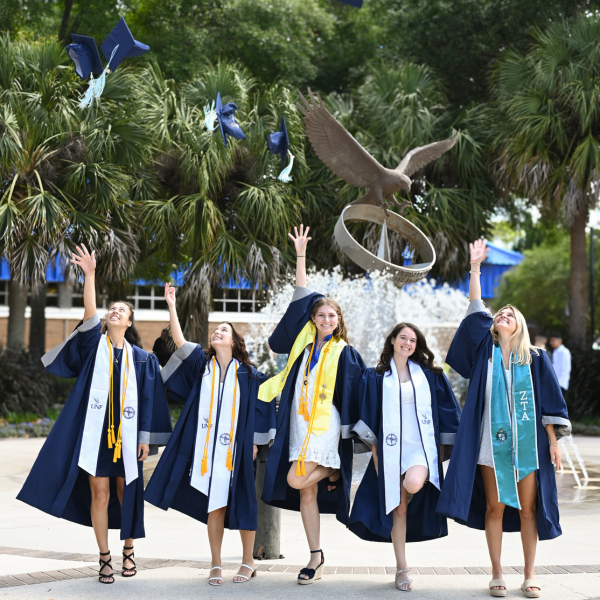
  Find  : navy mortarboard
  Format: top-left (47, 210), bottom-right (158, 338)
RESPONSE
top-left (66, 34), bottom-right (104, 80)
top-left (100, 17), bottom-right (150, 72)
top-left (335, 0), bottom-right (363, 7)
top-left (267, 115), bottom-right (294, 183)
top-left (216, 92), bottom-right (247, 148)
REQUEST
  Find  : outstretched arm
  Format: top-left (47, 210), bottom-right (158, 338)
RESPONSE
top-left (165, 283), bottom-right (186, 349)
top-left (70, 244), bottom-right (96, 323)
top-left (287, 224), bottom-right (311, 288)
top-left (468, 239), bottom-right (488, 301)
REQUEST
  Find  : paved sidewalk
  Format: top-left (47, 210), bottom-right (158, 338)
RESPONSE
top-left (1, 436), bottom-right (599, 598)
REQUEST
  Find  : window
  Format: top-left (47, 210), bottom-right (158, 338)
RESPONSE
top-left (127, 286), bottom-right (168, 310)
top-left (0, 281), bottom-right (8, 306)
top-left (212, 288), bottom-right (266, 313)
top-left (46, 284), bottom-right (59, 307)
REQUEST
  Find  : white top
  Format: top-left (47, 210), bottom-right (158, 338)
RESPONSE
top-left (400, 381), bottom-right (428, 474)
top-left (289, 347), bottom-right (341, 468)
top-left (478, 361), bottom-right (512, 468)
top-left (551, 344), bottom-right (571, 390)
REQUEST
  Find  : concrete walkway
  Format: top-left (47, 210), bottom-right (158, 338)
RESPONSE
top-left (1, 436), bottom-right (599, 598)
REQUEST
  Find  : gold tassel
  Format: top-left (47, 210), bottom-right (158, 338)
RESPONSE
top-left (201, 456), bottom-right (208, 476)
top-left (107, 428), bottom-right (113, 449)
top-left (226, 450), bottom-right (233, 471)
top-left (225, 363), bottom-right (238, 471)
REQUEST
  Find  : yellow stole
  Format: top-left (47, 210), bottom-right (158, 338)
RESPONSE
top-left (258, 321), bottom-right (347, 475)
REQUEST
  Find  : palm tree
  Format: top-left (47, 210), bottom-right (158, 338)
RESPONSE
top-left (489, 15), bottom-right (600, 350)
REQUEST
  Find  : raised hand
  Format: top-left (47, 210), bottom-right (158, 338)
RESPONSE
top-left (287, 224), bottom-right (312, 256)
top-left (469, 239), bottom-right (488, 264)
top-left (70, 244), bottom-right (96, 273)
top-left (164, 283), bottom-right (176, 309)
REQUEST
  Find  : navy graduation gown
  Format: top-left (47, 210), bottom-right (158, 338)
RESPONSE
top-left (348, 366), bottom-right (461, 543)
top-left (17, 315), bottom-right (172, 540)
top-left (261, 287), bottom-right (366, 525)
top-left (144, 342), bottom-right (276, 530)
top-left (437, 299), bottom-right (571, 540)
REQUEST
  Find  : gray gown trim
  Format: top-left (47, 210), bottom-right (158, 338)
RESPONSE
top-left (353, 440), bottom-right (372, 454)
top-left (541, 416), bottom-right (572, 441)
top-left (351, 419), bottom-right (377, 448)
top-left (160, 341), bottom-right (198, 382)
top-left (440, 432), bottom-right (456, 445)
top-left (341, 423), bottom-right (357, 440)
top-left (254, 428), bottom-right (276, 446)
top-left (41, 313), bottom-right (101, 367)
top-left (138, 431), bottom-right (172, 445)
top-left (291, 286), bottom-right (313, 302)
top-left (465, 298), bottom-right (491, 317)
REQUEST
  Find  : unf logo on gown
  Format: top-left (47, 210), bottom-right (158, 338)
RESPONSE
top-left (202, 417), bottom-right (208, 429)
top-left (123, 407), bottom-right (136, 419)
top-left (496, 428), bottom-right (508, 443)
top-left (90, 397), bottom-right (103, 409)
top-left (386, 433), bottom-right (398, 446)
top-left (421, 413), bottom-right (431, 425)
top-left (219, 433), bottom-right (230, 445)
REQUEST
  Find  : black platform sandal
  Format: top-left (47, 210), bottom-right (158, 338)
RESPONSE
top-left (98, 551), bottom-right (114, 584)
top-left (121, 545), bottom-right (137, 577)
top-left (327, 469), bottom-right (342, 492)
top-left (298, 549), bottom-right (324, 585)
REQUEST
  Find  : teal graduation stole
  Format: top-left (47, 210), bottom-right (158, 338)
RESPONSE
top-left (490, 344), bottom-right (538, 509)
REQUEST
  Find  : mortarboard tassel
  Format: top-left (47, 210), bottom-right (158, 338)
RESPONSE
top-left (226, 449), bottom-right (234, 471)
top-left (278, 151), bottom-right (294, 183)
top-left (78, 74), bottom-right (97, 109)
top-left (92, 44), bottom-right (119, 101)
top-left (204, 101), bottom-right (217, 132)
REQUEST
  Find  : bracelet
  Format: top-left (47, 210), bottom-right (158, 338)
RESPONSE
top-left (297, 255), bottom-right (305, 258)
top-left (470, 271), bottom-right (481, 274)
top-left (550, 443), bottom-right (558, 447)
top-left (470, 261), bottom-right (481, 265)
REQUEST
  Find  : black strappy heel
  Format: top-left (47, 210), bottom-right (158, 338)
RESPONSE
top-left (298, 549), bottom-right (324, 585)
top-left (121, 545), bottom-right (137, 577)
top-left (98, 551), bottom-right (114, 584)
top-left (327, 469), bottom-right (342, 492)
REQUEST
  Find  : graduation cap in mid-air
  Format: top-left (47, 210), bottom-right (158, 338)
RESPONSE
top-left (100, 17), bottom-right (150, 73)
top-left (216, 92), bottom-right (247, 148)
top-left (66, 34), bottom-right (104, 80)
top-left (267, 116), bottom-right (294, 183)
top-left (335, 0), bottom-right (363, 7)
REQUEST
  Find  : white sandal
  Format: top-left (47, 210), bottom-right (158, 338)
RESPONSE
top-left (233, 563), bottom-right (257, 583)
top-left (489, 578), bottom-right (507, 597)
top-left (208, 566), bottom-right (223, 586)
top-left (521, 579), bottom-right (541, 598)
top-left (396, 568), bottom-right (412, 591)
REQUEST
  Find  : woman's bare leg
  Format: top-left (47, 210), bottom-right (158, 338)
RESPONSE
top-left (88, 475), bottom-right (112, 582)
top-left (391, 476), bottom-right (411, 589)
top-left (207, 507), bottom-right (227, 584)
top-left (517, 471), bottom-right (539, 593)
top-left (115, 477), bottom-right (135, 574)
top-left (234, 530), bottom-right (257, 581)
top-left (481, 466), bottom-right (506, 591)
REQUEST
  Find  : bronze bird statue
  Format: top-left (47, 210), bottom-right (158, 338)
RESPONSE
top-left (296, 88), bottom-right (458, 212)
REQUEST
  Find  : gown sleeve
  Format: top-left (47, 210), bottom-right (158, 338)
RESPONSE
top-left (252, 370), bottom-right (277, 446)
top-left (435, 372), bottom-right (462, 459)
top-left (351, 368), bottom-right (380, 452)
top-left (446, 299), bottom-right (494, 379)
top-left (160, 342), bottom-right (206, 402)
top-left (41, 314), bottom-right (102, 378)
top-left (268, 287), bottom-right (324, 354)
top-left (335, 345), bottom-right (367, 439)
top-left (538, 350), bottom-right (572, 440)
top-left (138, 353), bottom-right (173, 446)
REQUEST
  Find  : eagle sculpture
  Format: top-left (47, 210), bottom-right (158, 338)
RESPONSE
top-left (296, 88), bottom-right (458, 212)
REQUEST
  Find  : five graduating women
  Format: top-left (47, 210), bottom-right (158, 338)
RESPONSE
top-left (17, 245), bottom-right (172, 584)
top-left (144, 283), bottom-right (276, 585)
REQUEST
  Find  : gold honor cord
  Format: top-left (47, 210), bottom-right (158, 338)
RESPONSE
top-left (201, 358), bottom-right (218, 476)
top-left (106, 336), bottom-right (116, 449)
top-left (295, 339), bottom-right (332, 477)
top-left (298, 341), bottom-right (316, 421)
top-left (112, 344), bottom-right (129, 462)
top-left (226, 362), bottom-right (238, 471)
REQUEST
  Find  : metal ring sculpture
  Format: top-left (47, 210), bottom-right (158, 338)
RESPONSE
top-left (334, 205), bottom-right (436, 285)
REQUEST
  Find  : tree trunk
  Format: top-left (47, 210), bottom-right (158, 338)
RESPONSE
top-left (7, 279), bottom-right (28, 350)
top-left (200, 310), bottom-right (209, 349)
top-left (253, 458), bottom-right (282, 560)
top-left (569, 206), bottom-right (589, 350)
top-left (58, 0), bottom-right (74, 43)
top-left (29, 283), bottom-right (47, 358)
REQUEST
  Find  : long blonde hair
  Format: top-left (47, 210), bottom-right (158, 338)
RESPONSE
top-left (490, 304), bottom-right (539, 366)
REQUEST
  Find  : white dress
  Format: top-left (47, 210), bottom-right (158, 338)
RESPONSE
top-left (400, 381), bottom-right (428, 474)
top-left (478, 362), bottom-right (512, 468)
top-left (289, 347), bottom-right (341, 468)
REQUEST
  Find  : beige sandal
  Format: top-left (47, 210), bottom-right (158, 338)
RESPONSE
top-left (489, 579), bottom-right (507, 597)
top-left (208, 566), bottom-right (223, 586)
top-left (396, 568), bottom-right (412, 591)
top-left (521, 579), bottom-right (541, 598)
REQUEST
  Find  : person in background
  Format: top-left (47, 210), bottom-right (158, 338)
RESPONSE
top-left (152, 329), bottom-right (171, 367)
top-left (534, 332), bottom-right (548, 351)
top-left (549, 333), bottom-right (571, 399)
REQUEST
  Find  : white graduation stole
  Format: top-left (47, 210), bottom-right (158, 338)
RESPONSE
top-left (382, 359), bottom-right (440, 514)
top-left (190, 358), bottom-right (241, 513)
top-left (78, 335), bottom-right (139, 485)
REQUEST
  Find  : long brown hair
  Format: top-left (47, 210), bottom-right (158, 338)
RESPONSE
top-left (205, 322), bottom-right (255, 370)
top-left (375, 322), bottom-right (442, 375)
top-left (310, 297), bottom-right (348, 343)
top-left (101, 300), bottom-right (143, 348)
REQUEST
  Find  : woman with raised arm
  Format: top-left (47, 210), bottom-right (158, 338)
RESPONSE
top-left (348, 322), bottom-right (461, 591)
top-left (258, 224), bottom-right (366, 585)
top-left (18, 245), bottom-right (172, 584)
top-left (144, 283), bottom-right (276, 586)
top-left (437, 240), bottom-right (571, 599)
